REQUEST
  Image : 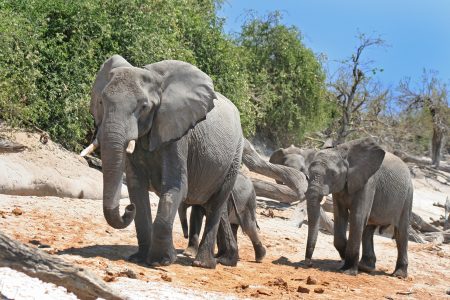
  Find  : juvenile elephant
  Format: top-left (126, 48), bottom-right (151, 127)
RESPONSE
top-left (179, 173), bottom-right (266, 263)
top-left (304, 137), bottom-right (413, 277)
top-left (269, 146), bottom-right (316, 181)
top-left (82, 55), bottom-right (243, 268)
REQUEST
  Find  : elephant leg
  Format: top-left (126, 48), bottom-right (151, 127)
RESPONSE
top-left (333, 196), bottom-right (349, 260)
top-left (393, 210), bottom-right (410, 278)
top-left (147, 144), bottom-right (188, 267)
top-left (216, 209), bottom-right (238, 263)
top-left (240, 210), bottom-right (266, 263)
top-left (125, 159), bottom-right (152, 263)
top-left (184, 205), bottom-right (204, 257)
top-left (231, 223), bottom-right (239, 243)
top-left (358, 225), bottom-right (377, 272)
top-left (178, 203), bottom-right (189, 239)
top-left (193, 178), bottom-right (238, 269)
top-left (341, 191), bottom-right (372, 275)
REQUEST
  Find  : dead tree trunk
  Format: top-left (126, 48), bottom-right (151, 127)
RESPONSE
top-left (251, 178), bottom-right (298, 204)
top-left (445, 197), bottom-right (450, 231)
top-left (0, 231), bottom-right (123, 300)
top-left (393, 150), bottom-right (450, 173)
top-left (242, 139), bottom-right (308, 200)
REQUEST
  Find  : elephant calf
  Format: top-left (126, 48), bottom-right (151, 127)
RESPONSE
top-left (179, 173), bottom-right (266, 263)
top-left (305, 137), bottom-right (413, 277)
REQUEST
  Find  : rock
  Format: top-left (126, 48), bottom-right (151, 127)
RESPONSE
top-left (297, 286), bottom-right (310, 293)
top-left (120, 269), bottom-right (137, 279)
top-left (161, 273), bottom-right (172, 282)
top-left (411, 167), bottom-right (425, 179)
top-left (103, 275), bottom-right (116, 282)
top-left (314, 287), bottom-right (325, 294)
top-left (12, 207), bottom-right (23, 216)
top-left (436, 176), bottom-right (447, 184)
top-left (306, 275), bottom-right (317, 285)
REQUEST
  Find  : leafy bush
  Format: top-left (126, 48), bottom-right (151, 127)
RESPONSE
top-left (0, 1), bottom-right (332, 150)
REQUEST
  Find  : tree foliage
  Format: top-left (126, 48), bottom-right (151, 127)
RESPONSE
top-left (239, 12), bottom-right (331, 145)
top-left (0, 1), bottom-right (333, 150)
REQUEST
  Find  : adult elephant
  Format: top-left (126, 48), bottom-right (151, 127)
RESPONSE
top-left (304, 137), bottom-right (413, 277)
top-left (82, 55), bottom-right (243, 269)
top-left (269, 145), bottom-right (315, 183)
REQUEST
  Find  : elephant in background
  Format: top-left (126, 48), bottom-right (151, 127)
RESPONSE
top-left (304, 137), bottom-right (413, 277)
top-left (83, 55), bottom-right (243, 269)
top-left (179, 173), bottom-right (266, 263)
top-left (269, 145), bottom-right (316, 181)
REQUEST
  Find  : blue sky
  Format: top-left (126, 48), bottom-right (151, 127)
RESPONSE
top-left (218, 0), bottom-right (450, 89)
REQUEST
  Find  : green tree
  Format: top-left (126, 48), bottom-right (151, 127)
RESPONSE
top-left (239, 12), bottom-right (331, 145)
top-left (0, 0), bottom-right (254, 149)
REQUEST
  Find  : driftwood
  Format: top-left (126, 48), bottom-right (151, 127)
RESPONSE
top-left (445, 197), bottom-right (450, 230)
top-left (251, 178), bottom-right (298, 204)
top-left (319, 207), bottom-right (334, 234)
top-left (242, 139), bottom-right (307, 200)
top-left (393, 150), bottom-right (450, 173)
top-left (0, 138), bottom-right (26, 153)
top-left (0, 231), bottom-right (123, 300)
top-left (410, 212), bottom-right (442, 233)
top-left (422, 230), bottom-right (450, 244)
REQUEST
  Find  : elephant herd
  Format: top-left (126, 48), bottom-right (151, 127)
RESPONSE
top-left (80, 55), bottom-right (413, 278)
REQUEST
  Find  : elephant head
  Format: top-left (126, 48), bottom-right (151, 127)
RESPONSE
top-left (304, 137), bottom-right (385, 264)
top-left (83, 55), bottom-right (216, 229)
top-left (269, 145), bottom-right (316, 177)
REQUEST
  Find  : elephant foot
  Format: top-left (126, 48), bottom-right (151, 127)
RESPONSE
top-left (128, 245), bottom-right (149, 263)
top-left (128, 251), bottom-right (147, 264)
top-left (392, 267), bottom-right (408, 279)
top-left (254, 243), bottom-right (266, 263)
top-left (358, 257), bottom-right (376, 273)
top-left (304, 258), bottom-right (313, 268)
top-left (341, 268), bottom-right (358, 276)
top-left (183, 246), bottom-right (198, 257)
top-left (146, 246), bottom-right (177, 267)
top-left (216, 253), bottom-right (238, 267)
top-left (192, 258), bottom-right (217, 269)
top-left (340, 261), bottom-right (358, 276)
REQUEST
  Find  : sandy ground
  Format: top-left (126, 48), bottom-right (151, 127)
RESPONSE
top-left (0, 130), bottom-right (449, 299)
top-left (0, 175), bottom-right (449, 299)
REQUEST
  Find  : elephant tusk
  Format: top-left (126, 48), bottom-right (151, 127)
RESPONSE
top-left (126, 140), bottom-right (136, 154)
top-left (80, 143), bottom-right (97, 157)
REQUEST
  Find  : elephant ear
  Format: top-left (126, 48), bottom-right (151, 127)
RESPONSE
top-left (91, 55), bottom-right (132, 125)
top-left (269, 148), bottom-right (286, 165)
top-left (345, 137), bottom-right (385, 194)
top-left (144, 60), bottom-right (216, 151)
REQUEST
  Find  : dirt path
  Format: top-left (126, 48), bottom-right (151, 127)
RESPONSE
top-left (1, 191), bottom-right (449, 299)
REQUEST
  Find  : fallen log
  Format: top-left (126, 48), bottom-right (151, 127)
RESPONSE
top-left (0, 231), bottom-right (123, 300)
top-left (0, 138), bottom-right (26, 153)
top-left (319, 207), bottom-right (334, 234)
top-left (408, 227), bottom-right (426, 243)
top-left (393, 150), bottom-right (450, 173)
top-left (242, 139), bottom-right (307, 200)
top-left (445, 197), bottom-right (450, 230)
top-left (252, 178), bottom-right (298, 204)
top-left (410, 212), bottom-right (442, 233)
top-left (422, 230), bottom-right (450, 244)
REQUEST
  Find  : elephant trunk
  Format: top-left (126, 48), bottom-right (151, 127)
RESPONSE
top-left (305, 187), bottom-right (321, 266)
top-left (101, 125), bottom-right (135, 229)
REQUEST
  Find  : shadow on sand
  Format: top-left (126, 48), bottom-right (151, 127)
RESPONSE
top-left (56, 245), bottom-right (193, 267)
top-left (272, 256), bottom-right (392, 276)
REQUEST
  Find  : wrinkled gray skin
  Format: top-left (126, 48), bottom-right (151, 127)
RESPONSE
top-left (305, 137), bottom-right (413, 277)
top-left (179, 173), bottom-right (266, 263)
top-left (90, 55), bottom-right (243, 269)
top-left (269, 146), bottom-right (316, 183)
